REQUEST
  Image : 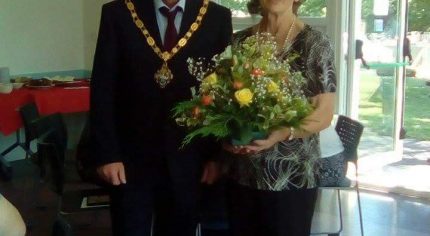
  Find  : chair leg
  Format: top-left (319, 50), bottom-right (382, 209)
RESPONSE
top-left (52, 216), bottom-right (73, 236)
top-left (356, 187), bottom-right (364, 236)
top-left (337, 190), bottom-right (343, 234)
top-left (196, 223), bottom-right (202, 236)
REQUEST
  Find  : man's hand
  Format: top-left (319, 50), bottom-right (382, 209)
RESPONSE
top-left (97, 162), bottom-right (127, 186)
top-left (201, 161), bottom-right (219, 185)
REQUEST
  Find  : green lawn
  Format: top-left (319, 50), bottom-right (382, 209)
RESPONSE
top-left (358, 71), bottom-right (430, 141)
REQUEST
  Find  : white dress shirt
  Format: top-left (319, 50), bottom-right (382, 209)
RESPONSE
top-left (154, 0), bottom-right (186, 45)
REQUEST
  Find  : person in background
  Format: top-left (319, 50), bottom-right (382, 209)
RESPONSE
top-left (90, 0), bottom-right (232, 235)
top-left (404, 36), bottom-right (413, 64)
top-left (356, 39), bottom-right (370, 69)
top-left (224, 0), bottom-right (337, 235)
top-left (0, 193), bottom-right (26, 236)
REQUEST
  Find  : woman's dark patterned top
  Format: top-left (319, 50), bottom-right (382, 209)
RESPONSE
top-left (227, 25), bottom-right (337, 191)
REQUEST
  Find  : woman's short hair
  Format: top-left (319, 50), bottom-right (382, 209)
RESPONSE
top-left (247, 0), bottom-right (306, 15)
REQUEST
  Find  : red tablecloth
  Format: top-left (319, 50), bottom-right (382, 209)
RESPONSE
top-left (0, 87), bottom-right (89, 136)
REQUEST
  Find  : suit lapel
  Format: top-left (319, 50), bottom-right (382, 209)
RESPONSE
top-left (178, 0), bottom-right (201, 39)
top-left (134, 0), bottom-right (163, 49)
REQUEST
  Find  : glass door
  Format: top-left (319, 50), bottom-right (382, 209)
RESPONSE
top-left (347, 0), bottom-right (408, 160)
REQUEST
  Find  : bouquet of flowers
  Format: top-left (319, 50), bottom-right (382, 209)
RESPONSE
top-left (173, 33), bottom-right (313, 146)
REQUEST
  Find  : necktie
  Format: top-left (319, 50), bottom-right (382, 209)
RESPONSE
top-left (159, 7), bottom-right (181, 51)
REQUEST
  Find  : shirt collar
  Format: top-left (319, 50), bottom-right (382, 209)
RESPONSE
top-left (154, 0), bottom-right (186, 12)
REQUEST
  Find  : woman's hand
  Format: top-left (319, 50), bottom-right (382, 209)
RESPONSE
top-left (244, 128), bottom-right (289, 154)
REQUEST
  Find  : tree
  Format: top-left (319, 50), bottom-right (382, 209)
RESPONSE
top-left (408, 0), bottom-right (430, 32)
top-left (298, 0), bottom-right (326, 17)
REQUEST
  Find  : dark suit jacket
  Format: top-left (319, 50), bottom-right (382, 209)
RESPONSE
top-left (90, 0), bottom-right (232, 172)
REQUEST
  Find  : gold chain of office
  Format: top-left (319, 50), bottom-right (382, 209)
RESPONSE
top-left (124, 0), bottom-right (210, 88)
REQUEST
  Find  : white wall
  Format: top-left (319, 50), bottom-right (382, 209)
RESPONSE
top-left (0, 0), bottom-right (111, 75)
top-left (83, 0), bottom-right (111, 70)
top-left (0, 0), bottom-right (86, 75)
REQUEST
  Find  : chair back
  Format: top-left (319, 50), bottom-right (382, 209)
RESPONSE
top-left (37, 114), bottom-right (68, 195)
top-left (19, 103), bottom-right (40, 143)
top-left (335, 115), bottom-right (364, 163)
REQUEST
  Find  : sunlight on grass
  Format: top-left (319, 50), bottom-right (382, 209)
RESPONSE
top-left (359, 70), bottom-right (430, 141)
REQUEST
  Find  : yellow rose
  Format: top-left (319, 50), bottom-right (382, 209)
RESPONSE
top-left (267, 80), bottom-right (279, 93)
top-left (203, 73), bottom-right (217, 85)
top-left (235, 88), bottom-right (253, 107)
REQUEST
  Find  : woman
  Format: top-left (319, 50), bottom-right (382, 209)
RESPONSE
top-left (224, 0), bottom-right (337, 235)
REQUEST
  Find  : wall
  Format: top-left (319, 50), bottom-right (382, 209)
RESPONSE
top-left (0, 0), bottom-right (85, 75)
top-left (83, 0), bottom-right (111, 70)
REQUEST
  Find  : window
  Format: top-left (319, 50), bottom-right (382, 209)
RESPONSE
top-left (217, 0), bottom-right (327, 17)
top-left (216, 0), bottom-right (327, 31)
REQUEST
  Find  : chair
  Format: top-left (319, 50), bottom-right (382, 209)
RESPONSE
top-left (311, 115), bottom-right (364, 236)
top-left (19, 103), bottom-right (40, 159)
top-left (36, 114), bottom-right (109, 236)
top-left (0, 103), bottom-right (51, 181)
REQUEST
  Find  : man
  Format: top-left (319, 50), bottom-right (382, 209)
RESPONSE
top-left (90, 0), bottom-right (232, 235)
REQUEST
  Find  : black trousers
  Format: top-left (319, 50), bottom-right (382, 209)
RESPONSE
top-left (109, 154), bottom-right (203, 236)
top-left (227, 182), bottom-right (318, 236)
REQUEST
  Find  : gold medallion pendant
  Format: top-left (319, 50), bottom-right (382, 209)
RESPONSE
top-left (155, 62), bottom-right (173, 89)
top-left (124, 0), bottom-right (209, 88)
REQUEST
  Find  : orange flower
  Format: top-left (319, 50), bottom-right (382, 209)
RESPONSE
top-left (251, 68), bottom-right (264, 77)
top-left (201, 95), bottom-right (213, 106)
top-left (192, 106), bottom-right (201, 118)
top-left (233, 81), bottom-right (244, 90)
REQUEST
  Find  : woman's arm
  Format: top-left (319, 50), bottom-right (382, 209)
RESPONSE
top-left (291, 92), bottom-right (335, 139)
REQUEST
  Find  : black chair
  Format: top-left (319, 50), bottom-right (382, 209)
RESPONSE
top-left (312, 115), bottom-right (364, 236)
top-left (0, 103), bottom-right (51, 181)
top-left (19, 103), bottom-right (40, 159)
top-left (36, 114), bottom-right (109, 236)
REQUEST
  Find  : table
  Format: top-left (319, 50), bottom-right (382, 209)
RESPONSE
top-left (0, 87), bottom-right (89, 180)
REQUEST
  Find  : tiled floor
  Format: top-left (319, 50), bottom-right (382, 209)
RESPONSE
top-left (1, 158), bottom-right (430, 236)
top-left (312, 190), bottom-right (430, 236)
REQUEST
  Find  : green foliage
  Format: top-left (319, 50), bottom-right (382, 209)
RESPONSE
top-left (408, 0), bottom-right (430, 32)
top-left (219, 0), bottom-right (248, 12)
top-left (182, 114), bottom-right (233, 146)
top-left (298, 0), bottom-right (326, 17)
